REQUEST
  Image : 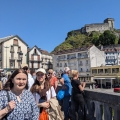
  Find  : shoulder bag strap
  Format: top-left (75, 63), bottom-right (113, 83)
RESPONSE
top-left (1, 91), bottom-right (10, 120)
top-left (6, 91), bottom-right (10, 102)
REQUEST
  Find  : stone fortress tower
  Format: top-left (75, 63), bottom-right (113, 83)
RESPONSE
top-left (80, 18), bottom-right (114, 33)
top-left (104, 18), bottom-right (114, 30)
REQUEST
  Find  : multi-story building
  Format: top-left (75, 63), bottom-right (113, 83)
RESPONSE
top-left (0, 35), bottom-right (28, 73)
top-left (100, 45), bottom-right (120, 66)
top-left (52, 45), bottom-right (105, 76)
top-left (27, 45), bottom-right (52, 72)
top-left (91, 65), bottom-right (120, 88)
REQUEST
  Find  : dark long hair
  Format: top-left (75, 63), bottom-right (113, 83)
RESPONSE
top-left (31, 74), bottom-right (51, 98)
top-left (3, 69), bottom-right (28, 91)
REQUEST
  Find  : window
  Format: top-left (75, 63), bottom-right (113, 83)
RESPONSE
top-left (64, 63), bottom-right (67, 67)
top-left (78, 53), bottom-right (81, 57)
top-left (10, 46), bottom-right (14, 52)
top-left (34, 49), bottom-right (37, 54)
top-left (57, 63), bottom-right (59, 67)
top-left (13, 39), bottom-right (18, 45)
top-left (18, 46), bottom-right (21, 52)
top-left (86, 60), bottom-right (88, 64)
top-left (11, 53), bottom-right (14, 59)
top-left (81, 68), bottom-right (82, 71)
top-left (60, 63), bottom-right (62, 67)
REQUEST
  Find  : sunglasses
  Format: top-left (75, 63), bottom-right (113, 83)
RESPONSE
top-left (49, 73), bottom-right (53, 75)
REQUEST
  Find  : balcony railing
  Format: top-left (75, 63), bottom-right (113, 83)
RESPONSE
top-left (9, 57), bottom-right (15, 61)
top-left (67, 57), bottom-right (76, 59)
top-left (92, 72), bottom-right (120, 76)
top-left (79, 63), bottom-right (83, 66)
top-left (57, 58), bottom-right (66, 61)
top-left (78, 55), bottom-right (88, 59)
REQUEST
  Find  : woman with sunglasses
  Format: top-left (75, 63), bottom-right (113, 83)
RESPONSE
top-left (0, 69), bottom-right (39, 120)
top-left (48, 69), bottom-right (58, 91)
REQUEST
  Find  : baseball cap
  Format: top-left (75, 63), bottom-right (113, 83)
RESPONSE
top-left (36, 68), bottom-right (46, 74)
top-left (64, 67), bottom-right (70, 72)
top-left (21, 63), bottom-right (28, 68)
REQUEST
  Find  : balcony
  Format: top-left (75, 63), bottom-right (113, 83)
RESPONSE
top-left (68, 63), bottom-right (76, 67)
top-left (29, 58), bottom-right (41, 63)
top-left (67, 56), bottom-right (76, 60)
top-left (92, 72), bottom-right (120, 76)
top-left (17, 58), bottom-right (21, 62)
top-left (57, 58), bottom-right (66, 61)
top-left (9, 57), bottom-right (15, 61)
top-left (79, 63), bottom-right (83, 66)
top-left (78, 55), bottom-right (88, 59)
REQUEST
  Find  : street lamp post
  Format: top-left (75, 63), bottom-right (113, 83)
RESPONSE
top-left (4, 46), bottom-right (9, 72)
top-left (19, 51), bottom-right (23, 64)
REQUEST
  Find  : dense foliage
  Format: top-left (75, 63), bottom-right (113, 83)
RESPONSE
top-left (52, 30), bottom-right (120, 53)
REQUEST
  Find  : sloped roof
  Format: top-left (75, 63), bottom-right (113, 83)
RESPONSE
top-left (28, 45), bottom-right (51, 56)
top-left (99, 44), bottom-right (120, 52)
top-left (40, 49), bottom-right (51, 55)
top-left (53, 45), bottom-right (93, 55)
top-left (0, 35), bottom-right (28, 46)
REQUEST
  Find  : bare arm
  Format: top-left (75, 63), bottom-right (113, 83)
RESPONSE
top-left (37, 102), bottom-right (50, 108)
top-left (78, 82), bottom-right (86, 91)
top-left (60, 78), bottom-right (64, 85)
top-left (55, 81), bottom-right (58, 90)
top-left (0, 107), bottom-right (9, 119)
top-left (0, 101), bottom-right (16, 119)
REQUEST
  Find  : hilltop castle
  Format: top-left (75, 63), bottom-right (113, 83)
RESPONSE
top-left (78, 18), bottom-right (115, 33)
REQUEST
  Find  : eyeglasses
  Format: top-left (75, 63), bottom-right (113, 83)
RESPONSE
top-left (49, 73), bottom-right (52, 75)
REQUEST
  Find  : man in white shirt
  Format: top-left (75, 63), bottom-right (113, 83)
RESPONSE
top-left (1, 74), bottom-right (7, 87)
top-left (21, 63), bottom-right (34, 90)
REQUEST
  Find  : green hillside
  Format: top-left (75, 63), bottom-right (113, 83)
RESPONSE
top-left (52, 30), bottom-right (120, 53)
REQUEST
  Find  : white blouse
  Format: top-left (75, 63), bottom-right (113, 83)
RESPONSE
top-left (33, 86), bottom-right (56, 104)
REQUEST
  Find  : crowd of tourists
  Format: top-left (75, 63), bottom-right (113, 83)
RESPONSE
top-left (0, 64), bottom-right (86, 120)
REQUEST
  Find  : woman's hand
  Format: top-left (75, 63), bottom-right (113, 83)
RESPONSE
top-left (6, 100), bottom-right (16, 112)
top-left (42, 102), bottom-right (50, 109)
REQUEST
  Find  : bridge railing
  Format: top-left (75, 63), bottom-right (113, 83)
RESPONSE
top-left (84, 89), bottom-right (120, 120)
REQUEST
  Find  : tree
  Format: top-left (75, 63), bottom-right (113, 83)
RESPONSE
top-left (118, 39), bottom-right (120, 44)
top-left (99, 30), bottom-right (116, 46)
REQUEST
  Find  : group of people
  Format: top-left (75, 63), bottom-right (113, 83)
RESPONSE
top-left (0, 64), bottom-right (86, 120)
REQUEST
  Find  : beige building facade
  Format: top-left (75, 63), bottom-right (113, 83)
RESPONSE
top-left (28, 45), bottom-right (53, 72)
top-left (0, 35), bottom-right (28, 73)
top-left (91, 65), bottom-right (120, 88)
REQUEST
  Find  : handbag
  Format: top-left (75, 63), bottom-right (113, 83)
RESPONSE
top-left (1, 91), bottom-right (10, 120)
top-left (39, 109), bottom-right (48, 120)
top-left (57, 90), bottom-right (65, 100)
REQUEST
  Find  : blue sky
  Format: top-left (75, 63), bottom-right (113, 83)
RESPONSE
top-left (0, 0), bottom-right (120, 52)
